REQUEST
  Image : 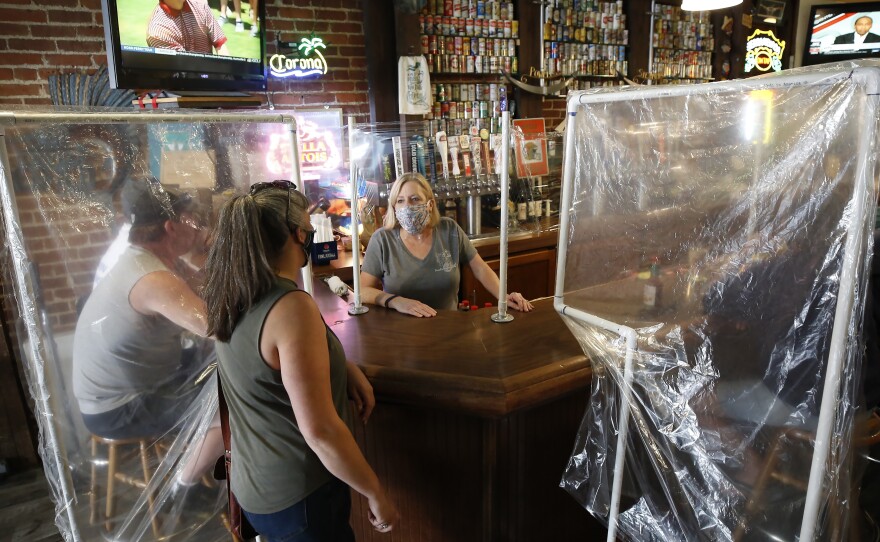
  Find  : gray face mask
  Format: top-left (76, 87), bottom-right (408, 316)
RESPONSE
top-left (395, 203), bottom-right (430, 235)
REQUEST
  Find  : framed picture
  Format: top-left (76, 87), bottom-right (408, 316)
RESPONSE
top-left (756, 0), bottom-right (786, 22)
top-left (512, 118), bottom-right (550, 178)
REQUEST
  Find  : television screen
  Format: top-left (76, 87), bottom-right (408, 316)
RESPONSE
top-left (101, 0), bottom-right (266, 92)
top-left (803, 2), bottom-right (880, 66)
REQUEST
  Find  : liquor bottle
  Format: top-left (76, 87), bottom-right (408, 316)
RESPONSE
top-left (642, 257), bottom-right (663, 315)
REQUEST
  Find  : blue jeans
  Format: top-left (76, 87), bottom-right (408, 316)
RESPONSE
top-left (243, 479), bottom-right (355, 542)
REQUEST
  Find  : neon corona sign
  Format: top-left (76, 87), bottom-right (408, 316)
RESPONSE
top-left (269, 37), bottom-right (328, 78)
top-left (745, 29), bottom-right (785, 73)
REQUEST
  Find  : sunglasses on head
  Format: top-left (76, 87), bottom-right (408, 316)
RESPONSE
top-left (250, 180), bottom-right (297, 230)
top-left (249, 180), bottom-right (314, 239)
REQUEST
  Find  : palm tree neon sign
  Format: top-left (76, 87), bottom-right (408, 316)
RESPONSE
top-left (269, 37), bottom-right (329, 78)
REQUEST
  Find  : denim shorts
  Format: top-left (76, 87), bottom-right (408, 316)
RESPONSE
top-left (243, 478), bottom-right (355, 542)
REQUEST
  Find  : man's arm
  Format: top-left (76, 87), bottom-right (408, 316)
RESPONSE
top-left (129, 270), bottom-right (209, 336)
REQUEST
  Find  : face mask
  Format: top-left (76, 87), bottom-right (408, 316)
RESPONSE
top-left (299, 229), bottom-right (315, 267)
top-left (395, 203), bottom-right (430, 235)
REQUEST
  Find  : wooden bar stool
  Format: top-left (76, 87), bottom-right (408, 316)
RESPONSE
top-left (88, 434), bottom-right (166, 539)
top-left (733, 411), bottom-right (880, 541)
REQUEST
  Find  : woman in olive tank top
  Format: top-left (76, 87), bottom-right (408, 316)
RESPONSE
top-left (202, 182), bottom-right (399, 541)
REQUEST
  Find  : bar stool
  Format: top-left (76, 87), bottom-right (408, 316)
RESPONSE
top-left (88, 434), bottom-right (166, 539)
top-left (733, 410), bottom-right (880, 541)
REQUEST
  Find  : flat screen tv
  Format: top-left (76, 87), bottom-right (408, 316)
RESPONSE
top-left (101, 0), bottom-right (266, 92)
top-left (803, 2), bottom-right (880, 66)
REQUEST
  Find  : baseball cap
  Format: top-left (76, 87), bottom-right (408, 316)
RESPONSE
top-left (122, 178), bottom-right (194, 226)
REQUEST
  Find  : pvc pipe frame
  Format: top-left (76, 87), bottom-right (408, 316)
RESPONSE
top-left (348, 116), bottom-right (368, 315)
top-left (493, 111), bottom-right (513, 323)
top-left (553, 67), bottom-right (880, 541)
top-left (0, 109), bottom-right (304, 542)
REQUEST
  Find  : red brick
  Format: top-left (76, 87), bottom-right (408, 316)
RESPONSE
top-left (338, 46), bottom-right (365, 58)
top-left (322, 82), bottom-right (355, 92)
top-left (269, 19), bottom-right (294, 33)
top-left (318, 10), bottom-right (348, 21)
top-left (302, 94), bottom-right (331, 105)
top-left (331, 22), bottom-right (362, 34)
top-left (0, 68), bottom-right (13, 80)
top-left (314, 0), bottom-right (345, 8)
top-left (42, 53), bottom-right (97, 67)
top-left (0, 23), bottom-right (31, 36)
top-left (46, 10), bottom-right (93, 24)
top-left (293, 21), bottom-right (329, 33)
top-left (6, 38), bottom-right (49, 51)
top-left (0, 9), bottom-right (47, 23)
top-left (277, 7), bottom-right (314, 19)
top-left (76, 26), bottom-right (105, 39)
top-left (2, 83), bottom-right (43, 96)
top-left (29, 26), bottom-right (79, 39)
top-left (53, 40), bottom-right (104, 54)
top-left (1, 52), bottom-right (44, 66)
top-left (12, 68), bottom-right (38, 81)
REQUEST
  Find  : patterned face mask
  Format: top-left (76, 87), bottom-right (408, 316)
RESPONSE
top-left (395, 203), bottom-right (430, 235)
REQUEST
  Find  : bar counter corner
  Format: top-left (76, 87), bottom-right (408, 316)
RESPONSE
top-left (311, 281), bottom-right (608, 541)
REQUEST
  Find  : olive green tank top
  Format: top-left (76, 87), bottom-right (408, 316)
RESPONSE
top-left (217, 278), bottom-right (351, 514)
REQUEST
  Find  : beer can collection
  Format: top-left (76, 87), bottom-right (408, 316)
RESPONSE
top-left (420, 0), bottom-right (519, 74)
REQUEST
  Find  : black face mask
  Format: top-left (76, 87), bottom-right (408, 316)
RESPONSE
top-left (300, 229), bottom-right (315, 267)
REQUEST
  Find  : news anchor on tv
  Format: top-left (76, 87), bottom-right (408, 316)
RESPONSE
top-left (834, 15), bottom-right (880, 46)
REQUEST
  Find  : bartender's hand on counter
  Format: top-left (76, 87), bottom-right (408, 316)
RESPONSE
top-left (368, 491), bottom-right (400, 533)
top-left (507, 292), bottom-right (534, 312)
top-left (346, 361), bottom-right (375, 424)
top-left (389, 296), bottom-right (437, 318)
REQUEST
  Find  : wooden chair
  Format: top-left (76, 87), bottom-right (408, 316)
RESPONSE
top-left (88, 434), bottom-right (166, 539)
top-left (733, 410), bottom-right (880, 541)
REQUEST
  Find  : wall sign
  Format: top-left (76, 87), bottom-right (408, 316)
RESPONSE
top-left (266, 108), bottom-right (343, 180)
top-left (269, 37), bottom-right (329, 78)
top-left (745, 29), bottom-right (785, 73)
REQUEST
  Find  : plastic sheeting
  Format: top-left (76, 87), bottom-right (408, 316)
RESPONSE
top-left (556, 65), bottom-right (880, 541)
top-left (0, 106), bottom-right (561, 541)
top-left (0, 108), bottom-right (308, 541)
top-left (347, 119), bottom-right (561, 243)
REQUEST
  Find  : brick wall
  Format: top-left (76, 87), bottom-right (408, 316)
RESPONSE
top-left (0, 0), bottom-right (371, 118)
top-left (542, 97), bottom-right (567, 131)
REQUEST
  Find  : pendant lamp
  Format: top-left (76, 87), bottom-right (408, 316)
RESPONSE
top-left (681, 0), bottom-right (743, 10)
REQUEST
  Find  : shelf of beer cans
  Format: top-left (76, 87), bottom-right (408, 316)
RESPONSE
top-left (420, 1), bottom-right (519, 75)
top-left (424, 81), bottom-right (511, 137)
top-left (541, 0), bottom-right (628, 80)
top-left (650, 3), bottom-right (714, 84)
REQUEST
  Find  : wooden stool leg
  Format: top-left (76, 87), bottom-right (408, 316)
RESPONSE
top-left (140, 440), bottom-right (161, 539)
top-left (89, 437), bottom-right (98, 525)
top-left (733, 437), bottom-right (784, 542)
top-left (105, 442), bottom-right (118, 532)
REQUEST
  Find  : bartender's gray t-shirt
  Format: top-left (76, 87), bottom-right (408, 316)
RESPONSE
top-left (362, 217), bottom-right (478, 310)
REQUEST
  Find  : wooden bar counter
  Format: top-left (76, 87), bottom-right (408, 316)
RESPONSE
top-left (310, 281), bottom-right (608, 541)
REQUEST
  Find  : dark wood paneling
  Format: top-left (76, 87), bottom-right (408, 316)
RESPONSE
top-left (461, 248), bottom-right (556, 307)
top-left (627, 0), bottom-right (654, 82)
top-left (349, 404), bottom-right (484, 542)
top-left (363, 0), bottom-right (399, 123)
top-left (348, 393), bottom-right (605, 542)
top-left (516, 0), bottom-right (543, 119)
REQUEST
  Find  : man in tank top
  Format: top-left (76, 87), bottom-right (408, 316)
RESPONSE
top-left (72, 178), bottom-right (222, 485)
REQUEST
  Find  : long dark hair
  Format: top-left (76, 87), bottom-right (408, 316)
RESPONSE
top-left (202, 186), bottom-right (310, 341)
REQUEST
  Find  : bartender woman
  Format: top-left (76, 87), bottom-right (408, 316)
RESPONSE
top-left (360, 173), bottom-right (533, 317)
